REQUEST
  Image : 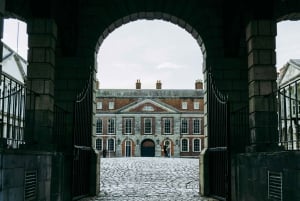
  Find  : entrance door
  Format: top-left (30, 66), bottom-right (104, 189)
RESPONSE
top-left (141, 139), bottom-right (155, 157)
top-left (125, 140), bottom-right (131, 157)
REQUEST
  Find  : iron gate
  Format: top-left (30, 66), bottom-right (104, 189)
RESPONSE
top-left (72, 70), bottom-right (93, 200)
top-left (207, 72), bottom-right (230, 200)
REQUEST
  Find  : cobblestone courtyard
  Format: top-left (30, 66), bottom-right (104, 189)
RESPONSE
top-left (81, 157), bottom-right (215, 201)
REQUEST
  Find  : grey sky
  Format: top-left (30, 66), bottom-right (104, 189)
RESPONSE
top-left (2, 19), bottom-right (300, 89)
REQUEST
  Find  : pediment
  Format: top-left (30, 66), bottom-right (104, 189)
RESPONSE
top-left (279, 63), bottom-right (300, 86)
top-left (120, 99), bottom-right (177, 113)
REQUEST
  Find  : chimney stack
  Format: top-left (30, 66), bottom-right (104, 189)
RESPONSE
top-left (136, 79), bottom-right (141, 89)
top-left (195, 79), bottom-right (203, 90)
top-left (96, 79), bottom-right (100, 89)
top-left (156, 80), bottom-right (162, 89)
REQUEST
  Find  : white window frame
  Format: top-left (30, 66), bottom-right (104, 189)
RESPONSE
top-left (193, 118), bottom-right (201, 134)
top-left (181, 138), bottom-right (189, 152)
top-left (182, 101), bottom-right (188, 110)
top-left (108, 101), bottom-right (114, 110)
top-left (181, 118), bottom-right (188, 134)
top-left (108, 118), bottom-right (115, 134)
top-left (96, 102), bottom-right (102, 109)
top-left (193, 138), bottom-right (201, 152)
top-left (194, 101), bottom-right (200, 110)
top-left (96, 119), bottom-right (102, 134)
top-left (144, 118), bottom-right (152, 134)
top-left (107, 138), bottom-right (115, 152)
top-left (143, 105), bottom-right (154, 111)
top-left (125, 118), bottom-right (132, 134)
top-left (163, 118), bottom-right (172, 134)
top-left (95, 138), bottom-right (103, 151)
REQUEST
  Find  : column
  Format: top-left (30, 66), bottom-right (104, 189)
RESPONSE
top-left (246, 20), bottom-right (278, 152)
top-left (25, 19), bottom-right (57, 149)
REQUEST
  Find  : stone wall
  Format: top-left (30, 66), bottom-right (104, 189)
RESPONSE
top-left (234, 151), bottom-right (300, 201)
top-left (0, 150), bottom-right (53, 201)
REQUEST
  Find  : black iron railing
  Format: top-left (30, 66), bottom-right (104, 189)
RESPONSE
top-left (53, 105), bottom-right (69, 151)
top-left (231, 106), bottom-right (250, 153)
top-left (207, 71), bottom-right (230, 201)
top-left (275, 78), bottom-right (300, 150)
top-left (0, 72), bottom-right (37, 149)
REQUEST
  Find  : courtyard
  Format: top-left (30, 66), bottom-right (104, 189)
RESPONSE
top-left (80, 157), bottom-right (215, 201)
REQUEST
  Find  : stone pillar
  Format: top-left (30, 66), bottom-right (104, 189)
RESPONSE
top-left (26, 19), bottom-right (57, 150)
top-left (0, 0), bottom-right (4, 72)
top-left (246, 20), bottom-right (278, 152)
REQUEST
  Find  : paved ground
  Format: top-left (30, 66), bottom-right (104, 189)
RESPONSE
top-left (80, 157), bottom-right (216, 201)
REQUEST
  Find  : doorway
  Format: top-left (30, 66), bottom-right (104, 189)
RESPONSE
top-left (141, 139), bottom-right (155, 157)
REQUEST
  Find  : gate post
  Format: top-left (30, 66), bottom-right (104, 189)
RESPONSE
top-left (26, 18), bottom-right (57, 150)
top-left (246, 20), bottom-right (278, 152)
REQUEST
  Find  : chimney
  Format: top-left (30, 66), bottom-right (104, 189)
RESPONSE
top-left (156, 80), bottom-right (162, 89)
top-left (136, 79), bottom-right (141, 89)
top-left (195, 79), bottom-right (203, 90)
top-left (96, 80), bottom-right (100, 89)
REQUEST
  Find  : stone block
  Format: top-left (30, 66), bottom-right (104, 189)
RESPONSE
top-left (28, 48), bottom-right (55, 65)
top-left (3, 168), bottom-right (24, 188)
top-left (246, 21), bottom-right (258, 41)
top-left (27, 63), bottom-right (54, 80)
top-left (248, 66), bottom-right (277, 82)
top-left (27, 79), bottom-right (54, 96)
top-left (258, 20), bottom-right (276, 36)
top-left (247, 37), bottom-right (275, 52)
top-left (258, 50), bottom-right (276, 65)
top-left (27, 19), bottom-right (57, 37)
top-left (28, 35), bottom-right (56, 48)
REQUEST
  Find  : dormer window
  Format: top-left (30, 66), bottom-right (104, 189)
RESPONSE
top-left (143, 105), bottom-right (154, 111)
top-left (109, 101), bottom-right (114, 110)
top-left (182, 101), bottom-right (187, 109)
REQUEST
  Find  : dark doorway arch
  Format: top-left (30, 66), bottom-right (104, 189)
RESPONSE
top-left (141, 139), bottom-right (155, 157)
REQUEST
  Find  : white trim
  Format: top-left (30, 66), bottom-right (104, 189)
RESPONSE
top-left (144, 118), bottom-right (152, 134)
top-left (181, 138), bottom-right (189, 152)
top-left (107, 138), bottom-right (115, 152)
top-left (192, 138), bottom-right (201, 152)
top-left (95, 138), bottom-right (103, 151)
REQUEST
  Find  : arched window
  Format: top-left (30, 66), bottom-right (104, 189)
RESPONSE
top-left (193, 139), bottom-right (201, 152)
top-left (181, 139), bottom-right (189, 152)
top-left (95, 138), bottom-right (102, 151)
top-left (107, 138), bottom-right (115, 152)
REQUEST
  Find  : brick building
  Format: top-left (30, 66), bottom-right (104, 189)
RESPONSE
top-left (93, 80), bottom-right (204, 157)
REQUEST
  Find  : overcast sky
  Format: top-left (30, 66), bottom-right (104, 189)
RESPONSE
top-left (2, 19), bottom-right (300, 89)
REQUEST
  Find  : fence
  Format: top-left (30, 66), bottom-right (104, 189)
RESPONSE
top-left (275, 78), bottom-right (300, 150)
top-left (0, 71), bottom-right (68, 150)
top-left (0, 72), bottom-right (35, 149)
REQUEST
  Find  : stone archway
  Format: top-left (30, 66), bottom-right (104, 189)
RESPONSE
top-left (141, 139), bottom-right (155, 157)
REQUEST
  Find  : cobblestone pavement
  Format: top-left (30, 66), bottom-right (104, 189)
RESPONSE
top-left (80, 157), bottom-right (216, 201)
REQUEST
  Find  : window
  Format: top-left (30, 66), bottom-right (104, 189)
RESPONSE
top-left (96, 119), bottom-right (102, 134)
top-left (144, 118), bottom-right (152, 134)
top-left (193, 139), bottom-right (201, 152)
top-left (194, 102), bottom-right (200, 110)
top-left (292, 100), bottom-right (300, 115)
top-left (125, 118), bottom-right (132, 134)
top-left (193, 119), bottom-right (200, 134)
top-left (143, 105), bottom-right (154, 111)
top-left (181, 139), bottom-right (189, 152)
top-left (182, 101), bottom-right (187, 109)
top-left (163, 118), bottom-right (171, 134)
top-left (107, 138), bottom-right (115, 151)
top-left (181, 118), bottom-right (188, 134)
top-left (108, 118), bottom-right (115, 134)
top-left (109, 101), bottom-right (114, 110)
top-left (95, 138), bottom-right (102, 151)
top-left (96, 102), bottom-right (102, 109)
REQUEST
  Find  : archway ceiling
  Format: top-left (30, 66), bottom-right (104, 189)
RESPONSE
top-left (4, 0), bottom-right (300, 57)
